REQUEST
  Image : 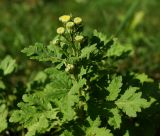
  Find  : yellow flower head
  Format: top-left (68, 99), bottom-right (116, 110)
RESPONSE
top-left (59, 15), bottom-right (71, 23)
top-left (74, 17), bottom-right (82, 25)
top-left (66, 21), bottom-right (74, 28)
top-left (57, 27), bottom-right (65, 34)
top-left (75, 35), bottom-right (84, 42)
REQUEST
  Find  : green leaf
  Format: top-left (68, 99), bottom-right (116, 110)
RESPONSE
top-left (115, 87), bottom-right (150, 117)
top-left (106, 76), bottom-right (122, 101)
top-left (47, 41), bottom-right (63, 58)
top-left (25, 115), bottom-right (49, 136)
top-left (26, 71), bottom-right (47, 91)
top-left (70, 78), bottom-right (86, 94)
top-left (78, 66), bottom-right (87, 79)
top-left (108, 108), bottom-right (121, 129)
top-left (86, 117), bottom-right (113, 136)
top-left (10, 67), bottom-right (75, 135)
top-left (0, 80), bottom-right (5, 90)
top-left (0, 55), bottom-right (17, 75)
top-left (33, 71), bottom-right (47, 83)
top-left (58, 93), bottom-right (78, 122)
top-left (134, 73), bottom-right (153, 84)
top-left (61, 130), bottom-right (73, 136)
top-left (87, 127), bottom-right (113, 136)
top-left (93, 30), bottom-right (109, 45)
top-left (58, 78), bottom-right (86, 122)
top-left (106, 40), bottom-right (132, 57)
top-left (80, 44), bottom-right (97, 59)
top-left (21, 43), bottom-right (46, 57)
top-left (44, 68), bottom-right (72, 101)
top-left (0, 104), bottom-right (8, 132)
top-left (44, 83), bottom-right (71, 101)
top-left (22, 43), bottom-right (56, 62)
top-left (10, 98), bottom-right (59, 136)
top-left (123, 130), bottom-right (129, 136)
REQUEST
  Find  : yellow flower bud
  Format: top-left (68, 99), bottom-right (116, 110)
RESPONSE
top-left (65, 64), bottom-right (74, 73)
top-left (74, 17), bottom-right (82, 24)
top-left (50, 39), bottom-right (59, 45)
top-left (57, 27), bottom-right (65, 34)
top-left (65, 67), bottom-right (70, 72)
top-left (59, 15), bottom-right (71, 23)
top-left (66, 21), bottom-right (74, 28)
top-left (68, 64), bottom-right (74, 69)
top-left (75, 35), bottom-right (84, 42)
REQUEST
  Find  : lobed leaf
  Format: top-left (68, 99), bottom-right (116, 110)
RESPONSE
top-left (106, 76), bottom-right (122, 101)
top-left (115, 87), bottom-right (150, 117)
top-left (0, 104), bottom-right (8, 133)
top-left (105, 40), bottom-right (133, 58)
top-left (0, 55), bottom-right (17, 75)
top-left (134, 73), bottom-right (153, 84)
top-left (93, 30), bottom-right (109, 45)
top-left (80, 44), bottom-right (97, 59)
top-left (108, 108), bottom-right (122, 129)
top-left (86, 117), bottom-right (113, 136)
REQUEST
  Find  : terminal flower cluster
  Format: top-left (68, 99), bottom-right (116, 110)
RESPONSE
top-left (57, 15), bottom-right (83, 42)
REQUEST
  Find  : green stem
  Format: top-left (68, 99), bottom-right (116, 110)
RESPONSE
top-left (70, 31), bottom-right (78, 57)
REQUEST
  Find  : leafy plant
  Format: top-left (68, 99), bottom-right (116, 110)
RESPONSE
top-left (9, 15), bottom-right (160, 136)
top-left (0, 56), bottom-right (17, 133)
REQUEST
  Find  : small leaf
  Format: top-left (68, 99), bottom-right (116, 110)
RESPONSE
top-left (80, 44), bottom-right (97, 59)
top-left (106, 40), bottom-right (132, 57)
top-left (134, 73), bottom-right (153, 84)
top-left (22, 43), bottom-right (46, 57)
top-left (58, 94), bottom-right (78, 122)
top-left (106, 76), bottom-right (122, 101)
top-left (0, 80), bottom-right (5, 89)
top-left (61, 130), bottom-right (73, 136)
top-left (22, 43), bottom-right (56, 62)
top-left (0, 104), bottom-right (8, 132)
top-left (58, 78), bottom-right (86, 122)
top-left (108, 108), bottom-right (121, 129)
top-left (0, 56), bottom-right (17, 75)
top-left (86, 117), bottom-right (113, 136)
top-left (78, 66), bottom-right (87, 79)
top-left (115, 87), bottom-right (150, 117)
top-left (10, 98), bottom-right (59, 136)
top-left (123, 130), bottom-right (130, 136)
top-left (93, 30), bottom-right (108, 45)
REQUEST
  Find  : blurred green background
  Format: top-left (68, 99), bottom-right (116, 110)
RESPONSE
top-left (0, 0), bottom-right (160, 80)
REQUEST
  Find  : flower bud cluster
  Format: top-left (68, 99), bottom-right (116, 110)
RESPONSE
top-left (56, 15), bottom-right (84, 42)
top-left (65, 64), bottom-right (75, 73)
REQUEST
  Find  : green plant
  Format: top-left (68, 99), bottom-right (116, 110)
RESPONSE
top-left (0, 56), bottom-right (17, 133)
top-left (9, 15), bottom-right (160, 136)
